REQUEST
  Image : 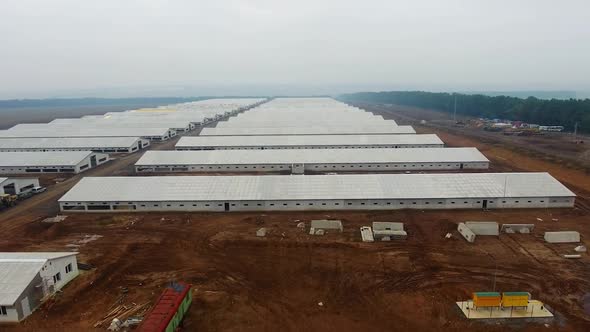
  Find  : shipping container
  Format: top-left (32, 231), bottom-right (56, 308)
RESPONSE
top-left (472, 292), bottom-right (501, 307)
top-left (137, 282), bottom-right (192, 332)
top-left (502, 292), bottom-right (530, 307)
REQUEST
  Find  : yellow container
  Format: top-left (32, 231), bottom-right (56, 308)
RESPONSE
top-left (473, 292), bottom-right (501, 307)
top-left (502, 292), bottom-right (529, 307)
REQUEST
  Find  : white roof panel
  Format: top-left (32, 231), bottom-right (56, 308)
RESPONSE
top-left (59, 173), bottom-right (574, 203)
top-left (0, 137), bottom-right (141, 149)
top-left (136, 148), bottom-right (488, 166)
top-left (177, 134), bottom-right (443, 148)
top-left (200, 126), bottom-right (415, 135)
top-left (0, 151), bottom-right (94, 167)
top-left (0, 127), bottom-right (170, 138)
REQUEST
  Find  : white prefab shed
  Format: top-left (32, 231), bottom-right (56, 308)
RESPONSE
top-left (0, 151), bottom-right (109, 174)
top-left (0, 252), bottom-right (79, 323)
top-left (58, 173), bottom-right (574, 212)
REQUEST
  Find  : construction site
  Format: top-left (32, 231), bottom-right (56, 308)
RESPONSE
top-left (1, 98), bottom-right (590, 331)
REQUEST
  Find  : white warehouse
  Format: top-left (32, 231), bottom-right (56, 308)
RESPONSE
top-left (58, 173), bottom-right (574, 212)
top-left (0, 252), bottom-right (79, 323)
top-left (0, 127), bottom-right (175, 141)
top-left (0, 151), bottom-right (109, 174)
top-left (135, 148), bottom-right (489, 174)
top-left (199, 126), bottom-right (416, 136)
top-left (0, 137), bottom-right (149, 153)
top-left (0, 177), bottom-right (40, 195)
top-left (176, 134), bottom-right (444, 150)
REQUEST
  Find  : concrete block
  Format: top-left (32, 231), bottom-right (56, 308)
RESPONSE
top-left (501, 224), bottom-right (535, 234)
top-left (544, 231), bottom-right (580, 243)
top-left (458, 223), bottom-right (476, 243)
top-left (465, 221), bottom-right (499, 236)
top-left (310, 219), bottom-right (343, 232)
top-left (360, 226), bottom-right (374, 242)
top-left (373, 222), bottom-right (404, 239)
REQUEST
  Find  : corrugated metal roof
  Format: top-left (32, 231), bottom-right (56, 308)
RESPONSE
top-left (0, 137), bottom-right (141, 149)
top-left (0, 252), bottom-right (78, 305)
top-left (0, 151), bottom-right (94, 166)
top-left (0, 127), bottom-right (170, 138)
top-left (58, 173), bottom-right (574, 202)
top-left (200, 126), bottom-right (415, 135)
top-left (136, 148), bottom-right (488, 166)
top-left (177, 134), bottom-right (444, 148)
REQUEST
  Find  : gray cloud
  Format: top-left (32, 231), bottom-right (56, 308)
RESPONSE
top-left (1, 0), bottom-right (589, 98)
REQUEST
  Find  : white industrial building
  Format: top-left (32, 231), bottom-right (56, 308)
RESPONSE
top-left (0, 151), bottom-right (109, 174)
top-left (199, 126), bottom-right (416, 136)
top-left (135, 148), bottom-right (489, 174)
top-left (0, 137), bottom-right (149, 153)
top-left (0, 178), bottom-right (39, 195)
top-left (0, 127), bottom-right (175, 141)
top-left (176, 134), bottom-right (444, 150)
top-left (58, 173), bottom-right (574, 212)
top-left (0, 252), bottom-right (79, 322)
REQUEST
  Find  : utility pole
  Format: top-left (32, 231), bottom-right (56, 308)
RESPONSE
top-left (574, 122), bottom-right (579, 141)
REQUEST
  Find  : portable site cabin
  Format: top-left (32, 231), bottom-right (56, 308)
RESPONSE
top-left (0, 252), bottom-right (79, 323)
top-left (472, 292), bottom-right (501, 308)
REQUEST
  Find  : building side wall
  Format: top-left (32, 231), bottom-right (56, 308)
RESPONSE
top-left (176, 143), bottom-right (445, 151)
top-left (60, 196), bottom-right (575, 213)
top-left (39, 255), bottom-right (79, 293)
top-left (136, 161), bottom-right (489, 173)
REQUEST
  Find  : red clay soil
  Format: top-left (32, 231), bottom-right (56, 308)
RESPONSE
top-left (1, 107), bottom-right (590, 331)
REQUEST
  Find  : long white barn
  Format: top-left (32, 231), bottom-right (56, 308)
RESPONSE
top-left (135, 148), bottom-right (489, 173)
top-left (199, 126), bottom-right (416, 136)
top-left (176, 134), bottom-right (444, 150)
top-left (0, 137), bottom-right (149, 153)
top-left (0, 127), bottom-right (175, 141)
top-left (0, 151), bottom-right (109, 174)
top-left (58, 173), bottom-right (575, 212)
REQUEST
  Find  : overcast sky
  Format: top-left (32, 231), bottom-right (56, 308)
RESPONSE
top-left (1, 0), bottom-right (589, 98)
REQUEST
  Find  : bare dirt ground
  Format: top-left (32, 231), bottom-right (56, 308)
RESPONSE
top-left (1, 107), bottom-right (590, 331)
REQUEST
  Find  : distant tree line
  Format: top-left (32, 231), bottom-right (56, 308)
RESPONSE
top-left (339, 91), bottom-right (590, 132)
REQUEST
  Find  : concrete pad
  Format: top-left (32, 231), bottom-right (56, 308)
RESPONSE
top-left (456, 300), bottom-right (553, 319)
